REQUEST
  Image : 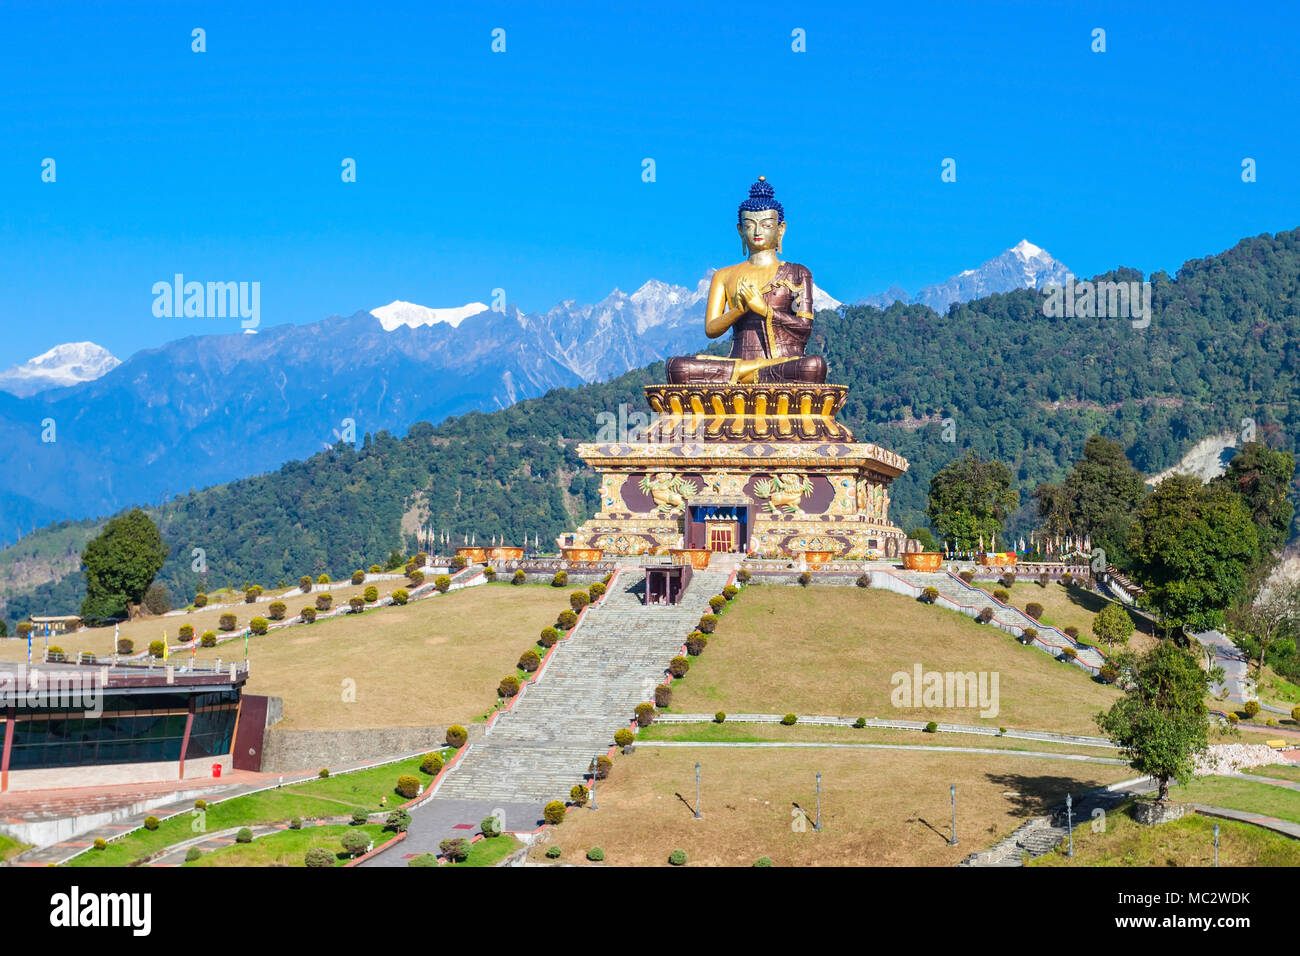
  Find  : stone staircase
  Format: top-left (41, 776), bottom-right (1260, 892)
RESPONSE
top-left (433, 567), bottom-right (732, 806)
top-left (959, 783), bottom-right (1140, 866)
top-left (886, 567), bottom-right (1107, 672)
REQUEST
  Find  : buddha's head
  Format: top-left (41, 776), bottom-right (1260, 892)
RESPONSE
top-left (737, 176), bottom-right (786, 255)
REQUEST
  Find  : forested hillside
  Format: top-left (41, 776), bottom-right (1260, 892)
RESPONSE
top-left (4, 228), bottom-right (1298, 623)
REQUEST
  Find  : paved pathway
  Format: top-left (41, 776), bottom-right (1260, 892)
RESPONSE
top-left (631, 740), bottom-right (1127, 765)
top-left (1190, 804), bottom-right (1300, 840)
top-left (364, 568), bottom-right (730, 865)
top-left (1191, 629), bottom-right (1251, 705)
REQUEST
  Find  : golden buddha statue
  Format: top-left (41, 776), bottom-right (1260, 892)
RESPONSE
top-left (665, 177), bottom-right (827, 385)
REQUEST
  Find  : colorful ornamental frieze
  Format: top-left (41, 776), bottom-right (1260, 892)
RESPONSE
top-left (564, 175), bottom-right (910, 559)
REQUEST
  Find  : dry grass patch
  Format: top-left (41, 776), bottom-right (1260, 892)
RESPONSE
top-left (669, 586), bottom-right (1120, 735)
top-left (184, 584), bottom-right (562, 730)
top-left (995, 581), bottom-right (1156, 655)
top-left (529, 746), bottom-right (1131, 867)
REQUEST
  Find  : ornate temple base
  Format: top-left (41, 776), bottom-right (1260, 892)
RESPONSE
top-left (567, 437), bottom-right (909, 559)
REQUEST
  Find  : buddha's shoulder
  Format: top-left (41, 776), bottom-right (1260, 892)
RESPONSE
top-left (781, 262), bottom-right (813, 281)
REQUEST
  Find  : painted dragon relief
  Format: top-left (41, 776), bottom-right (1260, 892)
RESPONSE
top-left (639, 472), bottom-right (700, 513)
top-left (752, 472), bottom-right (814, 513)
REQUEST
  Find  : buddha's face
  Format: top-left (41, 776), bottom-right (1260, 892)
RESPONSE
top-left (738, 209), bottom-right (785, 254)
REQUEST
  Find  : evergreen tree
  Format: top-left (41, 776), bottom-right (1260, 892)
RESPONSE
top-left (1213, 441), bottom-right (1295, 560)
top-left (80, 508), bottom-right (169, 620)
top-left (1060, 434), bottom-right (1149, 566)
top-left (925, 452), bottom-right (1018, 549)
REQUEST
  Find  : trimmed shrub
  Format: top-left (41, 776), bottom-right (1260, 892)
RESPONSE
top-left (480, 813), bottom-right (503, 838)
top-left (48, 644), bottom-right (63, 656)
top-left (314, 593), bottom-right (333, 611)
top-left (543, 801), bottom-right (566, 825)
top-left (363, 585), bottom-right (378, 603)
top-left (1099, 663), bottom-right (1120, 684)
top-left (369, 564), bottom-right (381, 574)
top-left (685, 631), bottom-right (708, 656)
top-left (723, 585), bottom-right (738, 600)
top-left (958, 570), bottom-right (975, 584)
top-left (17, 622), bottom-right (32, 639)
top-left (1060, 647), bottom-right (1079, 661)
top-left (351, 570), bottom-right (365, 586)
top-left (1025, 602), bottom-right (1044, 620)
top-left (299, 575), bottom-right (313, 593)
top-left (781, 713), bottom-right (798, 726)
top-left (193, 592), bottom-right (208, 608)
top-left (268, 600), bottom-right (287, 620)
top-left (976, 607), bottom-right (994, 624)
top-left (319, 768), bottom-right (330, 778)
top-left (570, 590), bottom-right (591, 613)
top-left (709, 595), bottom-right (727, 614)
top-left (317, 573), bottom-right (330, 585)
top-left (451, 555), bottom-right (467, 570)
top-left (1244, 700), bottom-right (1261, 719)
top-left (249, 616), bottom-right (269, 635)
top-left (992, 588), bottom-right (1009, 603)
top-left (116, 638), bottom-right (134, 655)
top-left (921, 586), bottom-right (939, 604)
top-left (754, 856), bottom-right (773, 867)
top-left (1063, 625), bottom-right (1080, 638)
top-left (483, 566), bottom-right (497, 582)
top-left (614, 728), bottom-right (635, 747)
top-left (144, 816), bottom-right (160, 831)
top-left (797, 571), bottom-right (813, 587)
top-left (698, 614), bottom-right (718, 634)
top-left (1020, 627), bottom-right (1038, 645)
top-left (289, 817), bottom-right (302, 829)
top-left (350, 808), bottom-right (369, 826)
top-left (415, 551), bottom-right (428, 565)
top-left (218, 612), bottom-right (237, 631)
top-left (736, 569), bottom-right (751, 584)
top-left (539, 626), bottom-right (560, 648)
top-left (409, 570), bottom-right (425, 587)
top-left (715, 711), bottom-right (726, 723)
top-left (300, 607), bottom-right (317, 623)
top-left (396, 774), bottom-right (421, 799)
top-left (144, 581), bottom-right (171, 614)
top-left (305, 847), bottom-right (335, 867)
top-left (999, 573), bottom-right (1016, 588)
top-left (194, 799), bottom-right (209, 810)
top-left (93, 838), bottom-right (107, 850)
top-left (1037, 573), bottom-right (1049, 588)
top-left (199, 632), bottom-right (217, 649)
top-left (557, 609), bottom-right (578, 630)
top-left (669, 656), bottom-right (690, 678)
top-left (244, 585), bottom-right (263, 603)
top-left (923, 721), bottom-right (938, 733)
top-left (854, 717), bottom-right (866, 728)
top-left (499, 675), bottom-right (521, 697)
top-left (856, 574), bottom-right (871, 588)
top-left (446, 725), bottom-right (468, 748)
top-left (551, 571), bottom-right (568, 588)
top-left (149, 640), bottom-right (165, 659)
top-left (341, 830), bottom-right (369, 858)
top-left (570, 784), bottom-right (589, 807)
top-left (634, 702), bottom-right (656, 727)
top-left (348, 596), bottom-right (365, 613)
top-left (545, 845), bottom-right (562, 859)
top-left (1061, 572), bottom-right (1074, 587)
top-left (392, 588), bottom-right (409, 605)
top-left (518, 649), bottom-right (541, 673)
top-left (594, 756), bottom-right (612, 780)
top-left (185, 847), bottom-right (202, 862)
top-left (512, 569), bottom-right (527, 585)
top-left (235, 827), bottom-right (253, 844)
top-left (406, 853), bottom-right (437, 867)
top-left (654, 684), bottom-right (673, 708)
top-left (589, 581), bottom-right (606, 602)
top-left (668, 849), bottom-right (687, 866)
top-left (429, 574), bottom-right (448, 593)
top-left (586, 846), bottom-right (605, 862)
top-left (1228, 712), bottom-right (1240, 725)
top-left (178, 624), bottom-right (195, 641)
top-left (1291, 706), bottom-right (1300, 724)
top-left (420, 752), bottom-right (443, 775)
top-left (385, 810), bottom-right (412, 833)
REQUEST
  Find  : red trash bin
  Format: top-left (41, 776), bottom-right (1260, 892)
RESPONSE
top-left (212, 763), bottom-right (222, 778)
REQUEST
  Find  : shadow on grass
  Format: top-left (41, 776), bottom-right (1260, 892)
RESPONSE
top-left (982, 770), bottom-right (1099, 819)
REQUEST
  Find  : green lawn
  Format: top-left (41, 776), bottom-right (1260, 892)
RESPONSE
top-left (1030, 800), bottom-right (1300, 867)
top-left (66, 752), bottom-right (450, 867)
top-left (1168, 775), bottom-right (1300, 825)
top-left (186, 824), bottom-right (390, 867)
top-left (1241, 764), bottom-right (1300, 784)
top-left (446, 834), bottom-right (523, 867)
top-left (0, 831), bottom-right (30, 862)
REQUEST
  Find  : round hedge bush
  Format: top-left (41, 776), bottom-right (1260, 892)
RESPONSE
top-left (392, 588), bottom-right (409, 605)
top-left (396, 774), bottom-right (421, 799)
top-left (698, 614), bottom-right (718, 634)
top-left (722, 585), bottom-right (738, 600)
top-left (268, 601), bottom-right (287, 620)
top-left (299, 575), bottom-right (313, 593)
top-left (586, 846), bottom-right (604, 862)
top-left (539, 626), bottom-right (560, 648)
top-left (363, 585), bottom-right (378, 603)
top-left (149, 640), bottom-right (165, 659)
top-left (350, 808), bottom-right (369, 826)
top-left (634, 702), bottom-right (656, 727)
top-left (314, 593), bottom-right (333, 611)
top-left (300, 607), bottom-right (317, 623)
top-left (614, 728), bottom-right (635, 747)
top-left (594, 755), bottom-right (612, 780)
top-left (1025, 602), bottom-right (1044, 620)
top-left (685, 632), bottom-right (708, 656)
top-left (317, 573), bottom-right (330, 585)
top-left (557, 610), bottom-right (578, 630)
top-left (544, 801), bottom-right (566, 825)
top-left (992, 588), bottom-right (1009, 603)
top-left (218, 613), bottom-right (237, 631)
top-left (669, 656), bottom-right (690, 678)
top-left (351, 570), bottom-right (365, 585)
top-left (709, 595), bottom-right (727, 613)
top-left (193, 592), bottom-right (208, 608)
top-left (93, 838), bottom-right (107, 850)
top-left (668, 849), bottom-right (687, 866)
top-left (348, 596), bottom-right (365, 613)
top-left (570, 784), bottom-right (589, 807)
top-left (552, 571), bottom-right (568, 588)
top-left (781, 713), bottom-right (798, 726)
top-left (249, 616), bottom-right (269, 635)
top-left (754, 856), bottom-right (773, 867)
top-left (570, 590), bottom-right (591, 613)
top-left (545, 845), bottom-right (562, 859)
top-left (499, 675), bottom-right (521, 697)
top-left (235, 827), bottom-right (253, 844)
top-left (341, 830), bottom-right (369, 858)
top-left (117, 637), bottom-right (134, 654)
top-left (420, 752), bottom-right (444, 775)
top-left (513, 570), bottom-right (527, 585)
top-left (924, 721), bottom-right (938, 733)
top-left (518, 649), bottom-right (541, 673)
top-left (445, 725), bottom-right (468, 748)
top-left (407, 852), bottom-right (438, 867)
top-left (1244, 700), bottom-right (1261, 719)
top-left (589, 581), bottom-right (606, 602)
top-left (736, 569), bottom-right (751, 584)
top-left (178, 624), bottom-right (194, 641)
top-left (654, 684), bottom-right (672, 708)
top-left (305, 847), bottom-right (335, 867)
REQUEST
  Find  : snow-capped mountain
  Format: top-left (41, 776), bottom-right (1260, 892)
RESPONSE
top-left (0, 341), bottom-right (121, 397)
top-left (856, 240), bottom-right (1073, 313)
top-left (372, 300), bottom-right (489, 331)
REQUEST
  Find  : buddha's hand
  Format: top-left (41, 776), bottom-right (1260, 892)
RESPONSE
top-left (735, 278), bottom-right (770, 317)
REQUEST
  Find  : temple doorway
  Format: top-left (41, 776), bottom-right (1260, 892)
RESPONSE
top-left (687, 502), bottom-right (750, 553)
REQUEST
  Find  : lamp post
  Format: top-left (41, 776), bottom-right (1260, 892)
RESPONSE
top-left (589, 756), bottom-right (598, 811)
top-left (1214, 823), bottom-right (1220, 867)
top-left (694, 762), bottom-right (702, 819)
top-left (814, 772), bottom-right (822, 831)
top-left (949, 785), bottom-right (958, 846)
top-left (1066, 793), bottom-right (1074, 857)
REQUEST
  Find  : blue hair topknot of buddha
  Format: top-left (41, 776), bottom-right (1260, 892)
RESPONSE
top-left (738, 176), bottom-right (784, 223)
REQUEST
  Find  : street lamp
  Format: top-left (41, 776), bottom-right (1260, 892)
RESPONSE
top-left (1066, 793), bottom-right (1074, 857)
top-left (815, 772), bottom-right (822, 831)
top-left (589, 755), bottom-right (598, 811)
top-left (1214, 823), bottom-right (1220, 867)
top-left (694, 762), bottom-right (701, 819)
top-left (949, 785), bottom-right (958, 846)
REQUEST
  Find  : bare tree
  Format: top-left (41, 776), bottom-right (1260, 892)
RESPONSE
top-left (1230, 573), bottom-right (1300, 677)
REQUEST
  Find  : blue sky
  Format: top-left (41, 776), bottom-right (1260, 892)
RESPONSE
top-left (1, 0), bottom-right (1297, 368)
